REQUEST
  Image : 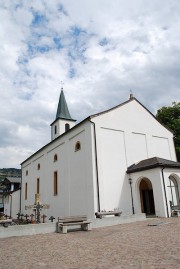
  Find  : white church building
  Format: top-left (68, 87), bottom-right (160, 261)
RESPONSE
top-left (21, 91), bottom-right (180, 219)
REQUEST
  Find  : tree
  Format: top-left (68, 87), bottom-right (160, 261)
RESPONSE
top-left (156, 102), bottom-right (180, 162)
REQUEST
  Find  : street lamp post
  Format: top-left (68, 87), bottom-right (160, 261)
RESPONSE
top-left (129, 178), bottom-right (135, 214)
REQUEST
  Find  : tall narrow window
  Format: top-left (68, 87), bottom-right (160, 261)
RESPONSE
top-left (25, 182), bottom-right (27, 200)
top-left (37, 178), bottom-right (40, 194)
top-left (55, 125), bottom-right (57, 134)
top-left (37, 163), bottom-right (40, 170)
top-left (26, 170), bottom-right (28, 176)
top-left (54, 171), bottom-right (58, 196)
top-left (65, 123), bottom-right (70, 132)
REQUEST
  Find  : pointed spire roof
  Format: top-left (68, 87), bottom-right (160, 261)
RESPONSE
top-left (55, 90), bottom-right (74, 121)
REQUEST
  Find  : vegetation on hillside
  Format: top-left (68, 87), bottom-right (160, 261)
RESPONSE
top-left (0, 168), bottom-right (21, 180)
top-left (156, 102), bottom-right (180, 162)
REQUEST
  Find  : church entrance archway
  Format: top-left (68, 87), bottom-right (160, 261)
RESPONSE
top-left (139, 178), bottom-right (155, 215)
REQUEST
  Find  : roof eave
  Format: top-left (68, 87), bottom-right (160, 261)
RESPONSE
top-left (21, 116), bottom-right (91, 166)
top-left (127, 163), bottom-right (180, 174)
top-left (50, 117), bottom-right (77, 126)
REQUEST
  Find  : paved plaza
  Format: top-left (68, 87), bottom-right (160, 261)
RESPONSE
top-left (0, 218), bottom-right (179, 269)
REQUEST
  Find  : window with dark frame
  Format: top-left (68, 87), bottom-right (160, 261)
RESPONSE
top-left (37, 178), bottom-right (40, 194)
top-left (75, 141), bottom-right (81, 151)
top-left (54, 171), bottom-right (58, 195)
top-left (25, 182), bottom-right (27, 200)
top-left (54, 154), bottom-right (58, 162)
top-left (65, 123), bottom-right (70, 132)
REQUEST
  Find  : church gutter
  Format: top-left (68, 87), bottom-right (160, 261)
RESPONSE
top-left (161, 167), bottom-right (169, 218)
top-left (89, 120), bottom-right (101, 212)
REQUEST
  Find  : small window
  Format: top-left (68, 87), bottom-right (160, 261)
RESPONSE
top-left (37, 178), bottom-right (40, 194)
top-left (75, 141), bottom-right (81, 151)
top-left (25, 182), bottom-right (28, 200)
top-left (54, 154), bottom-right (58, 162)
top-left (55, 125), bottom-right (57, 134)
top-left (26, 170), bottom-right (28, 176)
top-left (65, 123), bottom-right (70, 132)
top-left (37, 163), bottom-right (40, 170)
top-left (54, 171), bottom-right (58, 196)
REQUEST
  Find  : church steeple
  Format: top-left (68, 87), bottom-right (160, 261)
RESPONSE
top-left (56, 90), bottom-right (74, 120)
top-left (50, 89), bottom-right (76, 141)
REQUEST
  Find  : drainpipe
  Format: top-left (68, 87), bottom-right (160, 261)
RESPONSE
top-left (20, 167), bottom-right (22, 213)
top-left (161, 167), bottom-right (169, 218)
top-left (89, 120), bottom-right (100, 212)
top-left (9, 194), bottom-right (12, 218)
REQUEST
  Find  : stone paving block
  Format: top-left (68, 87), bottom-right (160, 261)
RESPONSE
top-left (0, 218), bottom-right (179, 269)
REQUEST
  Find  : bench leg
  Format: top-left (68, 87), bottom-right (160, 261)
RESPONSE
top-left (81, 223), bottom-right (92, 231)
top-left (60, 225), bottom-right (67, 234)
top-left (56, 223), bottom-right (60, 233)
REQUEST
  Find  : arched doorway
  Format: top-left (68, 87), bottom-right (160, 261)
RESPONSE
top-left (168, 175), bottom-right (180, 206)
top-left (139, 178), bottom-right (155, 215)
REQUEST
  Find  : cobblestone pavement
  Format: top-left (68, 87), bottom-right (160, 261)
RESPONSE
top-left (0, 218), bottom-right (179, 269)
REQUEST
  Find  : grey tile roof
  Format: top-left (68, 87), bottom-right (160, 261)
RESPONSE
top-left (127, 157), bottom-right (180, 173)
top-left (56, 90), bottom-right (75, 121)
top-left (4, 177), bottom-right (21, 183)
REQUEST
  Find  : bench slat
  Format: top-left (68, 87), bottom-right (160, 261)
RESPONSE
top-left (59, 221), bottom-right (91, 226)
top-left (58, 215), bottom-right (87, 223)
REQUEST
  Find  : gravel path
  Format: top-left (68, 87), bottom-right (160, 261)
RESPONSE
top-left (0, 218), bottom-right (179, 269)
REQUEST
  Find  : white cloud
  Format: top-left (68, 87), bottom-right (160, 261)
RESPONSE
top-left (0, 0), bottom-right (180, 167)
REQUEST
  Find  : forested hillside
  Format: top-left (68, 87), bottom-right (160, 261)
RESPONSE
top-left (0, 168), bottom-right (21, 180)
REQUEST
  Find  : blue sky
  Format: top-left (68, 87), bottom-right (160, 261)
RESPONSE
top-left (0, 0), bottom-right (180, 168)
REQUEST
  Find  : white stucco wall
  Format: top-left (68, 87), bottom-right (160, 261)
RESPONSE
top-left (4, 189), bottom-right (21, 219)
top-left (91, 99), bottom-right (177, 216)
top-left (21, 121), bottom-right (96, 219)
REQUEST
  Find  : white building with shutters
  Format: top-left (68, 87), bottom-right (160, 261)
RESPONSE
top-left (20, 91), bottom-right (180, 219)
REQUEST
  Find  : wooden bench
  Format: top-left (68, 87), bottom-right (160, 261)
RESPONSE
top-left (95, 211), bottom-right (122, 219)
top-left (0, 219), bottom-right (12, 227)
top-left (57, 215), bottom-right (92, 234)
top-left (171, 205), bottom-right (180, 217)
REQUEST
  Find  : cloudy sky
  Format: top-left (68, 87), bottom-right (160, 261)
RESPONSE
top-left (0, 0), bottom-right (180, 168)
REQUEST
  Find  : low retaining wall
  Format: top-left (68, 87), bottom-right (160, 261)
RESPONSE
top-left (0, 213), bottom-right (146, 238)
top-left (0, 222), bottom-right (56, 238)
top-left (92, 213), bottom-right (146, 228)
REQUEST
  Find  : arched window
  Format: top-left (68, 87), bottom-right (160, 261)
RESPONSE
top-left (168, 176), bottom-right (179, 206)
top-left (54, 154), bottom-right (58, 162)
top-left (65, 123), bottom-right (70, 132)
top-left (37, 163), bottom-right (40, 170)
top-left (75, 141), bottom-right (81, 151)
